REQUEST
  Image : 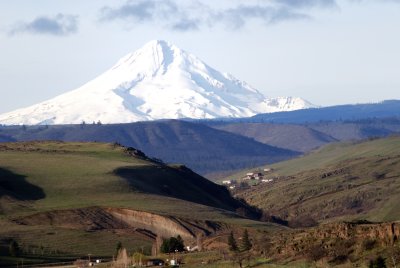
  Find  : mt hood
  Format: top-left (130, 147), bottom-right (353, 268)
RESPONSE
top-left (0, 40), bottom-right (316, 125)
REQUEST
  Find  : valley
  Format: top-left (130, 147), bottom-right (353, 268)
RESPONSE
top-left (0, 121), bottom-right (299, 177)
top-left (2, 111), bottom-right (400, 178)
top-left (0, 33), bottom-right (398, 268)
top-left (0, 136), bottom-right (399, 267)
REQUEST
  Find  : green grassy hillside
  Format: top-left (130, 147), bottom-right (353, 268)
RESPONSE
top-left (227, 136), bottom-right (400, 179)
top-left (0, 120), bottom-right (299, 177)
top-left (230, 136), bottom-right (400, 224)
top-left (0, 141), bottom-right (244, 217)
top-left (0, 141), bottom-right (282, 266)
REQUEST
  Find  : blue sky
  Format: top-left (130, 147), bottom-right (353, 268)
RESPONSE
top-left (0, 0), bottom-right (399, 113)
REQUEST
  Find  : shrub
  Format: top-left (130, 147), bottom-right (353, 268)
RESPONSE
top-left (369, 256), bottom-right (387, 268)
top-left (307, 244), bottom-right (327, 262)
top-left (363, 239), bottom-right (377, 251)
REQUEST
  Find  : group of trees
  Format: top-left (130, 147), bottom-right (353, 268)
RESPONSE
top-left (113, 242), bottom-right (149, 267)
top-left (228, 229), bottom-right (252, 252)
top-left (80, 120), bottom-right (102, 125)
top-left (227, 230), bottom-right (253, 268)
top-left (160, 235), bottom-right (185, 253)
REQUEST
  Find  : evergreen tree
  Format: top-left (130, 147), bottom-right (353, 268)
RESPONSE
top-left (115, 241), bottom-right (122, 256)
top-left (176, 235), bottom-right (185, 251)
top-left (369, 256), bottom-right (387, 268)
top-left (241, 229), bottom-right (252, 251)
top-left (160, 239), bottom-right (170, 254)
top-left (160, 236), bottom-right (185, 253)
top-left (228, 231), bottom-right (238, 252)
top-left (9, 240), bottom-right (20, 257)
top-left (375, 256), bottom-right (387, 268)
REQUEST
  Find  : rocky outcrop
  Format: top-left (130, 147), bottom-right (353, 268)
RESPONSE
top-left (268, 221), bottom-right (400, 261)
top-left (304, 221), bottom-right (400, 243)
top-left (106, 208), bottom-right (225, 242)
top-left (14, 207), bottom-right (226, 244)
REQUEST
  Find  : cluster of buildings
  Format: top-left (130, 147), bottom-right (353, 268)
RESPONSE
top-left (222, 168), bottom-right (275, 190)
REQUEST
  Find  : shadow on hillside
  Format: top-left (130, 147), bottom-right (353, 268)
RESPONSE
top-left (0, 168), bottom-right (45, 200)
top-left (113, 165), bottom-right (240, 212)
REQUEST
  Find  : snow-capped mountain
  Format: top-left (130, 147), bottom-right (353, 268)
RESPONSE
top-left (0, 40), bottom-right (316, 125)
top-left (263, 97), bottom-right (315, 113)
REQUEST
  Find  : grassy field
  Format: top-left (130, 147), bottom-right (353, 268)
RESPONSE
top-left (223, 136), bottom-right (400, 181)
top-left (2, 139), bottom-right (397, 267)
top-left (0, 141), bottom-right (282, 266)
top-left (230, 136), bottom-right (400, 224)
top-left (0, 141), bottom-right (235, 219)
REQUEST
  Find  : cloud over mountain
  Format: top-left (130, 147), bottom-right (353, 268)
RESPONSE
top-left (9, 13), bottom-right (79, 36)
top-left (99, 0), bottom-right (398, 31)
top-left (99, 0), bottom-right (313, 31)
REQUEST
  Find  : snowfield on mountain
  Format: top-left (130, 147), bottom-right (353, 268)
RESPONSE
top-left (0, 40), bottom-right (316, 125)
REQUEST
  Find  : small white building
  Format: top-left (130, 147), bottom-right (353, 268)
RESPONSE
top-left (261, 179), bottom-right (274, 183)
top-left (246, 172), bottom-right (254, 176)
top-left (222, 180), bottom-right (232, 185)
top-left (229, 185), bottom-right (236, 190)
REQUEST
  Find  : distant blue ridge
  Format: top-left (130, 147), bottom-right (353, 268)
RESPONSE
top-left (193, 100), bottom-right (400, 124)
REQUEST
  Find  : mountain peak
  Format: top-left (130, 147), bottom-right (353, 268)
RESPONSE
top-left (111, 40), bottom-right (180, 77)
top-left (0, 41), bottom-right (316, 125)
top-left (144, 39), bottom-right (173, 49)
top-left (137, 39), bottom-right (178, 58)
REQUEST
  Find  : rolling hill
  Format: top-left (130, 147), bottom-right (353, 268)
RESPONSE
top-left (0, 141), bottom-right (280, 266)
top-left (1, 117), bottom-right (400, 179)
top-left (207, 117), bottom-right (400, 154)
top-left (210, 123), bottom-right (337, 153)
top-left (0, 120), bottom-right (299, 177)
top-left (230, 136), bottom-right (400, 225)
top-left (0, 135), bottom-right (14, 142)
top-left (0, 141), bottom-right (247, 216)
top-left (307, 118), bottom-right (400, 141)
